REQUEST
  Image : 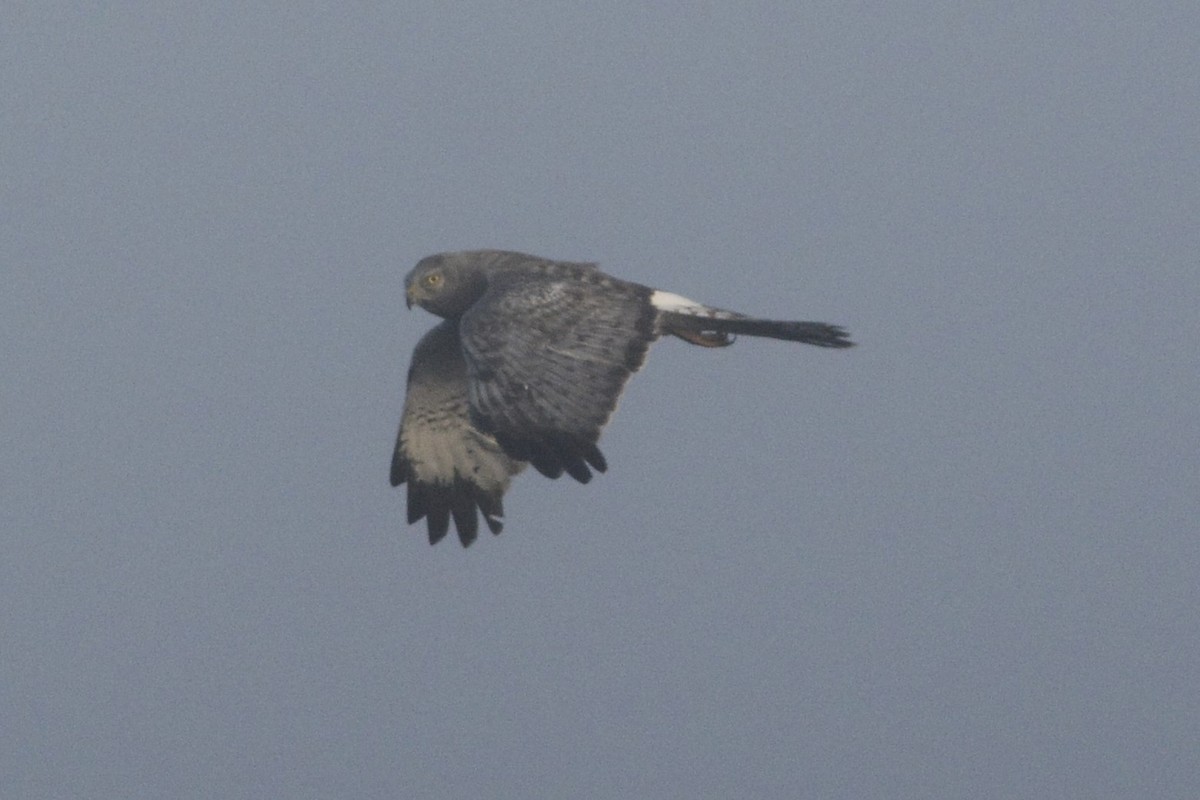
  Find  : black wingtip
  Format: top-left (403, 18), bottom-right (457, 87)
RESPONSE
top-left (508, 433), bottom-right (607, 484)
top-left (584, 444), bottom-right (607, 474)
top-left (403, 478), bottom-right (511, 546)
top-left (530, 457), bottom-right (566, 480)
top-left (478, 495), bottom-right (505, 536)
top-left (450, 489), bottom-right (479, 547)
top-left (563, 459), bottom-right (593, 483)
top-left (390, 449), bottom-right (408, 487)
top-left (426, 507), bottom-right (450, 545)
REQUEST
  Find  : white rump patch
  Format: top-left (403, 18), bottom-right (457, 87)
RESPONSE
top-left (650, 290), bottom-right (705, 314)
top-left (650, 289), bottom-right (734, 320)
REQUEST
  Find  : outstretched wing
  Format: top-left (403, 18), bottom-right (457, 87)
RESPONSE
top-left (390, 320), bottom-right (524, 546)
top-left (459, 265), bottom-right (657, 483)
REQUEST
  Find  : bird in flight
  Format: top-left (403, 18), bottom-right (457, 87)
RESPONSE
top-left (390, 250), bottom-right (854, 546)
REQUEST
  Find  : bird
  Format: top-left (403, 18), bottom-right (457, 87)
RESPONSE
top-left (390, 250), bottom-right (854, 546)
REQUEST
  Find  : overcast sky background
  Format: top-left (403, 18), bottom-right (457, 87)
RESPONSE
top-left (3, 3), bottom-right (1198, 798)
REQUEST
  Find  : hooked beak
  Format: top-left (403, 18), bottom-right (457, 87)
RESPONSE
top-left (405, 283), bottom-right (415, 309)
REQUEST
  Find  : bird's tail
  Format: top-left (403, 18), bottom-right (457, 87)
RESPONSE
top-left (660, 310), bottom-right (855, 349)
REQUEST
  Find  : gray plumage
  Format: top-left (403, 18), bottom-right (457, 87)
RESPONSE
top-left (390, 250), bottom-right (854, 546)
top-left (390, 319), bottom-right (523, 545)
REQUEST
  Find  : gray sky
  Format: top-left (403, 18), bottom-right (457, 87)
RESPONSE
top-left (3, 3), bottom-right (1198, 798)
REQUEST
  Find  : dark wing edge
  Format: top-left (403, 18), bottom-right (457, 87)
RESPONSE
top-left (488, 428), bottom-right (607, 484)
top-left (392, 465), bottom-right (506, 547)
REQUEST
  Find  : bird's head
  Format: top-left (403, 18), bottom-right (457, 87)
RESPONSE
top-left (405, 253), bottom-right (490, 319)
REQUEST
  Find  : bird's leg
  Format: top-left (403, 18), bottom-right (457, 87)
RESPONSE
top-left (670, 328), bottom-right (735, 348)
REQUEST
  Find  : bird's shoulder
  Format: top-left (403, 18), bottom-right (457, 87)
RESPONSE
top-left (484, 253), bottom-right (605, 285)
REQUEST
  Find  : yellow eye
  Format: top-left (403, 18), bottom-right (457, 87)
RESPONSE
top-left (423, 273), bottom-right (443, 288)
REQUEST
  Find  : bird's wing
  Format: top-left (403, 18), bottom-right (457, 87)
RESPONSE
top-left (459, 267), bottom-right (657, 482)
top-left (391, 320), bottom-right (524, 546)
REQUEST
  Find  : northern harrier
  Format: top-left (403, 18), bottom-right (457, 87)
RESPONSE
top-left (390, 250), bottom-right (854, 546)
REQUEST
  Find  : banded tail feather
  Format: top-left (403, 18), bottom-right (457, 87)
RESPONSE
top-left (661, 312), bottom-right (855, 348)
top-left (651, 289), bottom-right (855, 349)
